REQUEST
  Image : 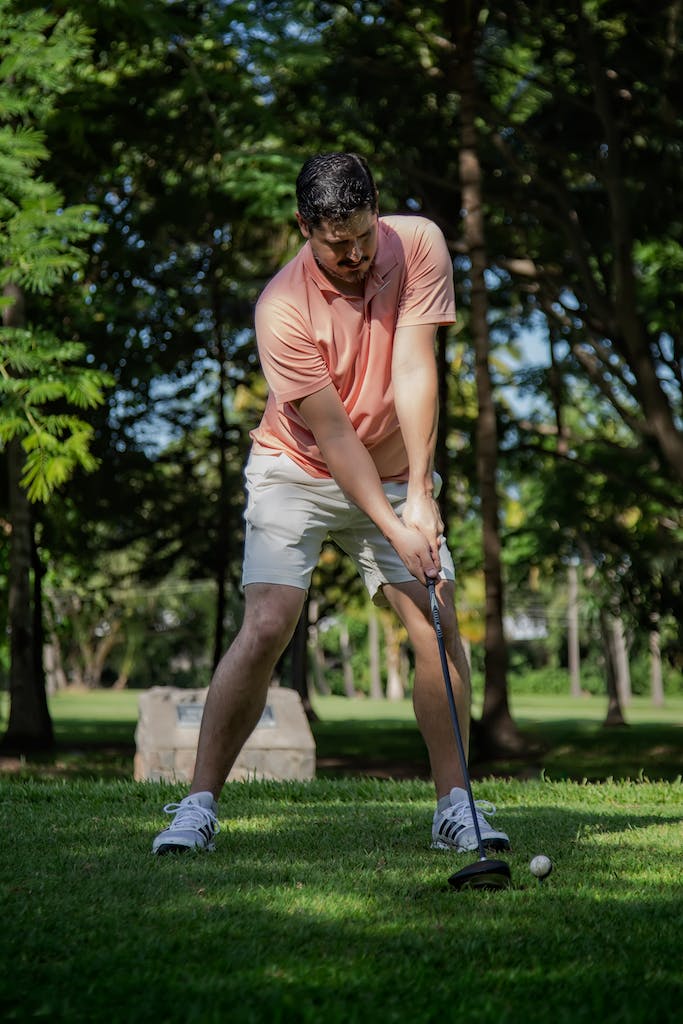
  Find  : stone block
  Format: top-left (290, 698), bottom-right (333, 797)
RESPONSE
top-left (134, 685), bottom-right (316, 783)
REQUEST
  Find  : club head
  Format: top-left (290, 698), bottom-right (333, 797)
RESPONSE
top-left (449, 858), bottom-right (512, 892)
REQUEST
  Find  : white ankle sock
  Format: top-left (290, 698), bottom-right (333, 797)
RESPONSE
top-left (437, 787), bottom-right (468, 813)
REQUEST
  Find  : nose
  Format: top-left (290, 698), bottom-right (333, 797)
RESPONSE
top-left (346, 239), bottom-right (363, 262)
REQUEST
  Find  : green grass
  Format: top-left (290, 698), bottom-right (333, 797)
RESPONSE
top-left (312, 693), bottom-right (683, 783)
top-left (1, 775), bottom-right (681, 1023)
top-left (1, 689), bottom-right (681, 783)
top-left (1, 690), bottom-right (682, 1020)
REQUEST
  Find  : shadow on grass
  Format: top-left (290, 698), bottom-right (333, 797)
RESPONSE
top-left (1, 713), bottom-right (681, 785)
top-left (489, 718), bottom-right (683, 783)
top-left (3, 783), bottom-right (682, 1023)
top-left (52, 717), bottom-right (137, 745)
top-left (314, 716), bottom-right (683, 784)
top-left (313, 717), bottom-right (432, 781)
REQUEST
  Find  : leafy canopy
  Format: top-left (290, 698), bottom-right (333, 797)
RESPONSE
top-left (0, 0), bottom-right (111, 501)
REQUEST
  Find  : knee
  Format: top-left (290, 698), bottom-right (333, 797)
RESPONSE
top-left (240, 600), bottom-right (300, 657)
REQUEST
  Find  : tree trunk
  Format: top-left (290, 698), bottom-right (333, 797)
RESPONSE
top-left (450, 3), bottom-right (524, 755)
top-left (311, 640), bottom-right (330, 696)
top-left (435, 324), bottom-right (451, 538)
top-left (71, 613), bottom-right (122, 689)
top-left (1, 284), bottom-right (53, 752)
top-left (567, 562), bottom-right (582, 697)
top-left (339, 620), bottom-right (356, 699)
top-left (367, 601), bottom-right (384, 699)
top-left (649, 627), bottom-right (665, 708)
top-left (382, 613), bottom-right (404, 701)
top-left (610, 615), bottom-right (632, 708)
top-left (399, 644), bottom-right (410, 694)
top-left (44, 636), bottom-right (68, 696)
top-left (288, 596), bottom-right (317, 720)
top-left (112, 634), bottom-right (139, 690)
top-left (600, 608), bottom-right (627, 727)
top-left (3, 442), bottom-right (54, 750)
top-left (308, 599), bottom-right (331, 696)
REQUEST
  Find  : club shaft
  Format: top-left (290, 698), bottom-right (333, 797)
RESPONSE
top-left (427, 579), bottom-right (486, 861)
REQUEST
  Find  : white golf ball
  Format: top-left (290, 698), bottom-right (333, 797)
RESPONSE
top-left (529, 854), bottom-right (553, 879)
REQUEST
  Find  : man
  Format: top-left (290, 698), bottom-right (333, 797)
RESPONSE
top-left (152, 152), bottom-right (510, 857)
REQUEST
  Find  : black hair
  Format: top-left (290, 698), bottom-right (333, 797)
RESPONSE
top-left (296, 152), bottom-right (378, 227)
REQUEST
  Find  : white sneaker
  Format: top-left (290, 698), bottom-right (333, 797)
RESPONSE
top-left (151, 792), bottom-right (220, 855)
top-left (432, 787), bottom-right (510, 853)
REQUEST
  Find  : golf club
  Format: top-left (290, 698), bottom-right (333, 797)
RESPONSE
top-left (426, 578), bottom-right (512, 892)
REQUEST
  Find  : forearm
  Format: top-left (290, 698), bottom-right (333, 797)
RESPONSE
top-left (295, 384), bottom-right (438, 581)
top-left (394, 360), bottom-right (439, 500)
top-left (317, 424), bottom-right (402, 542)
top-left (321, 429), bottom-right (440, 582)
top-left (391, 324), bottom-right (443, 558)
top-left (392, 323), bottom-right (440, 495)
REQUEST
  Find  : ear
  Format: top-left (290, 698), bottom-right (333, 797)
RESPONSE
top-left (295, 212), bottom-right (311, 239)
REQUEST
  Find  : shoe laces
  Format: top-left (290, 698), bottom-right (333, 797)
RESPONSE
top-left (163, 800), bottom-right (220, 835)
top-left (441, 799), bottom-right (497, 827)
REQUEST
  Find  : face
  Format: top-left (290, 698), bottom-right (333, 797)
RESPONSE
top-left (297, 207), bottom-right (379, 289)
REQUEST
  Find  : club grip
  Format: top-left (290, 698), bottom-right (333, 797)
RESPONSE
top-left (427, 579), bottom-right (444, 640)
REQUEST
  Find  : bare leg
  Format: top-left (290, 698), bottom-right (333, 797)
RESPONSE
top-left (190, 583), bottom-right (306, 798)
top-left (383, 579), bottom-right (470, 799)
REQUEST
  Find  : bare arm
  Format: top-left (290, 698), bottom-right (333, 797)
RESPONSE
top-left (392, 322), bottom-right (444, 568)
top-left (294, 384), bottom-right (439, 583)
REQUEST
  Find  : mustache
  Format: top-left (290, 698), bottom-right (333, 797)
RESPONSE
top-left (338, 255), bottom-right (370, 267)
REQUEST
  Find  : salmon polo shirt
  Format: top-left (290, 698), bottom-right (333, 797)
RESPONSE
top-left (250, 214), bottom-right (456, 481)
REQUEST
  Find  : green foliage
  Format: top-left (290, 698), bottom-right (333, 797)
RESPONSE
top-left (509, 665), bottom-right (605, 697)
top-left (1, 0), bottom-right (682, 738)
top-left (0, 3), bottom-right (103, 293)
top-left (26, 0), bottom-right (293, 594)
top-left (0, 3), bottom-right (93, 116)
top-left (0, 329), bottom-right (112, 501)
top-left (0, 1), bottom-right (110, 501)
top-left (635, 238), bottom-right (683, 336)
top-left (0, 191), bottom-right (101, 295)
top-left (251, 0), bottom-right (683, 655)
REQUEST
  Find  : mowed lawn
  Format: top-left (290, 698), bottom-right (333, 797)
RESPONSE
top-left (3, 688), bottom-right (679, 784)
top-left (1, 776), bottom-right (681, 1023)
top-left (1, 689), bottom-right (681, 1022)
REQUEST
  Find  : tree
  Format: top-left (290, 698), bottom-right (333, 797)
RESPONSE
top-left (36, 0), bottom-right (300, 668)
top-left (460, 0), bottom-right (683, 687)
top-left (483, 1), bottom-right (683, 486)
top-left (4, 0), bottom-right (680, 736)
top-left (446, 0), bottom-right (526, 755)
top-left (0, 2), bottom-right (110, 751)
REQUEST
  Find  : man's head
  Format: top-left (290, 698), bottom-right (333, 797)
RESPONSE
top-left (296, 152), bottom-right (378, 228)
top-left (295, 152), bottom-right (379, 290)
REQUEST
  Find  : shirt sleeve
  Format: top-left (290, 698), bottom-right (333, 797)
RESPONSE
top-left (395, 218), bottom-right (456, 328)
top-left (254, 295), bottom-right (332, 407)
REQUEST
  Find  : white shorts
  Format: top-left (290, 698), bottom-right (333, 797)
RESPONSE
top-left (241, 452), bottom-right (455, 601)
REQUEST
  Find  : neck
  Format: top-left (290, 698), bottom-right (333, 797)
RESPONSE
top-left (320, 265), bottom-right (366, 297)
top-left (335, 278), bottom-right (365, 297)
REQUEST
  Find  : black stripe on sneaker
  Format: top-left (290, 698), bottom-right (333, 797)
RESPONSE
top-left (439, 821), bottom-right (467, 840)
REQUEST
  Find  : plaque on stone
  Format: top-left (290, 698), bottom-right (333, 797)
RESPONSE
top-left (176, 703), bottom-right (204, 728)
